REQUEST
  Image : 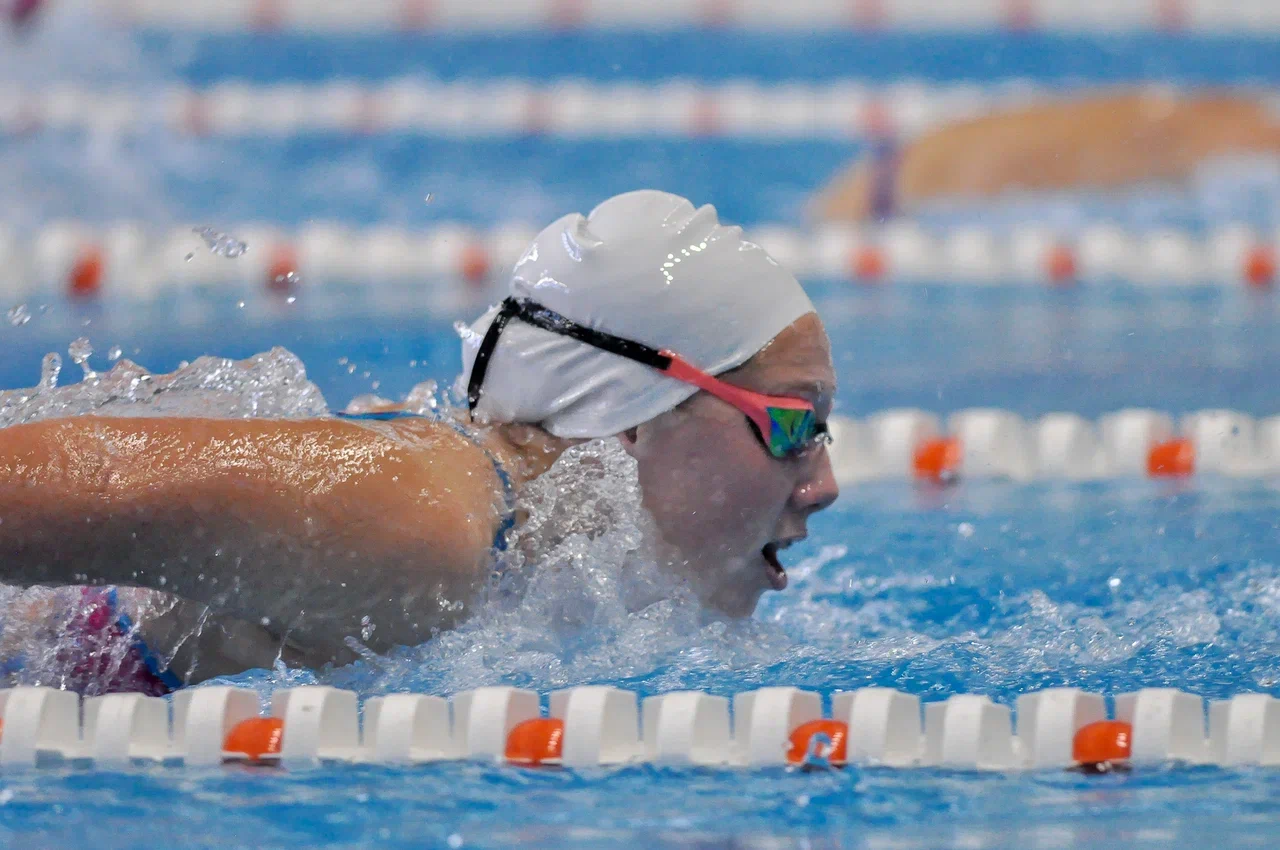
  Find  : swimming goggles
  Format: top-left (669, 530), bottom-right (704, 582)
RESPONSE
top-left (467, 297), bottom-right (830, 460)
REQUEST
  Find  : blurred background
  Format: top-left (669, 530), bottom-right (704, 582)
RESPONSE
top-left (2, 0), bottom-right (1279, 415)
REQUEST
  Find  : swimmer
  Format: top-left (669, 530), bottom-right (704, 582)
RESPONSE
top-left (813, 89), bottom-right (1280, 221)
top-left (0, 190), bottom-right (839, 691)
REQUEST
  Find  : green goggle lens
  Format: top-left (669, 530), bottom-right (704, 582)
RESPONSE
top-left (766, 407), bottom-right (821, 458)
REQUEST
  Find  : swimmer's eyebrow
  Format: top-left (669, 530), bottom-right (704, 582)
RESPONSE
top-left (776, 379), bottom-right (833, 399)
top-left (774, 380), bottom-right (835, 413)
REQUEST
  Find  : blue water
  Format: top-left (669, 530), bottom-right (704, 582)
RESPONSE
top-left (139, 32), bottom-right (1280, 85)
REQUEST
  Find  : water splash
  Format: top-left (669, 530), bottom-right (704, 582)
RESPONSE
top-left (67, 337), bottom-right (94, 380)
top-left (191, 226), bottom-right (248, 259)
top-left (6, 305), bottom-right (30, 326)
top-left (37, 352), bottom-right (60, 392)
top-left (0, 346), bottom-right (327, 428)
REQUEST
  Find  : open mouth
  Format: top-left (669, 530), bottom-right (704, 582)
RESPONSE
top-left (762, 543), bottom-right (788, 591)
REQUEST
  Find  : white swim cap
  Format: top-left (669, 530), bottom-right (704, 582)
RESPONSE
top-left (459, 190), bottom-right (815, 438)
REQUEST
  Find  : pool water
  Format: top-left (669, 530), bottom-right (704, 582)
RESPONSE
top-left (5, 7), bottom-right (1280, 848)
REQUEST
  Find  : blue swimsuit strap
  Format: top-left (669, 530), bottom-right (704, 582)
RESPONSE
top-left (333, 410), bottom-right (518, 552)
top-left (106, 587), bottom-right (186, 692)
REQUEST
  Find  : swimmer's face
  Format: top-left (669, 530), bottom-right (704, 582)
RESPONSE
top-left (619, 313), bottom-right (839, 616)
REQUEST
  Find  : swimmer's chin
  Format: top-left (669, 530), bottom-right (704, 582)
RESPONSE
top-left (704, 563), bottom-right (780, 618)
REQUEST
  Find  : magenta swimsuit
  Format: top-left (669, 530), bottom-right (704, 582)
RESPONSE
top-left (58, 588), bottom-right (184, 696)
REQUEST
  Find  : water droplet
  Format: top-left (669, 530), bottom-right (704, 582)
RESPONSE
top-left (191, 226), bottom-right (248, 259)
top-left (38, 353), bottom-right (61, 390)
top-left (7, 304), bottom-right (30, 326)
top-left (68, 338), bottom-right (96, 379)
top-left (107, 345), bottom-right (122, 361)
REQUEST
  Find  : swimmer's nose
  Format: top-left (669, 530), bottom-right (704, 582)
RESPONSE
top-left (793, 449), bottom-right (839, 515)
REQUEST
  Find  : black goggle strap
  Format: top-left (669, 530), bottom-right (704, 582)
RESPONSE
top-left (467, 297), bottom-right (673, 412)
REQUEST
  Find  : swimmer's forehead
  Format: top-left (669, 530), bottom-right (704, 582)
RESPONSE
top-left (736, 317), bottom-right (836, 414)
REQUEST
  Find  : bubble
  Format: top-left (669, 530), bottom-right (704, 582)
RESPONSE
top-left (360, 615), bottom-right (376, 642)
top-left (285, 296), bottom-right (296, 304)
top-left (107, 346), bottom-right (122, 361)
top-left (273, 271), bottom-right (301, 288)
top-left (447, 835), bottom-right (463, 849)
top-left (192, 226), bottom-right (247, 259)
top-left (958, 522), bottom-right (976, 538)
top-left (6, 304), bottom-right (30, 326)
top-left (424, 193), bottom-right (434, 204)
top-left (184, 252), bottom-right (195, 263)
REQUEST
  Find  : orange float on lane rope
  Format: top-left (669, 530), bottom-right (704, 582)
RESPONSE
top-left (267, 244), bottom-right (300, 292)
top-left (1244, 246), bottom-right (1276, 289)
top-left (1044, 244), bottom-right (1077, 286)
top-left (68, 245), bottom-right (105, 297)
top-left (223, 716), bottom-right (284, 762)
top-left (787, 719), bottom-right (848, 766)
top-left (851, 246), bottom-right (887, 283)
top-left (505, 718), bottom-right (564, 766)
top-left (913, 437), bottom-right (962, 482)
top-left (1147, 438), bottom-right (1195, 478)
top-left (460, 243), bottom-right (490, 287)
top-left (1072, 720), bottom-right (1132, 770)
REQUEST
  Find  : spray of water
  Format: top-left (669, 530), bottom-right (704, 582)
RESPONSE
top-left (0, 345), bottom-right (327, 428)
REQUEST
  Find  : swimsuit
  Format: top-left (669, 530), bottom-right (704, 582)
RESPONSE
top-left (59, 587), bottom-right (183, 696)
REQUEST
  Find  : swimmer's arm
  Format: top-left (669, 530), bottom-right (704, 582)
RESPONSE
top-left (0, 416), bottom-right (501, 665)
